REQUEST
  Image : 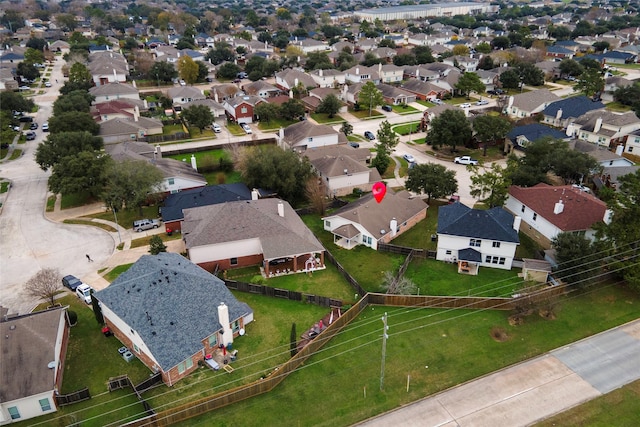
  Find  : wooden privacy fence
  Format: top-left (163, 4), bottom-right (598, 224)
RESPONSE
top-left (224, 280), bottom-right (342, 308)
top-left (121, 295), bottom-right (371, 427)
top-left (54, 387), bottom-right (90, 406)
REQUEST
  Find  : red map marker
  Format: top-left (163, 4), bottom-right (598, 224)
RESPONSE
top-left (372, 182), bottom-right (386, 203)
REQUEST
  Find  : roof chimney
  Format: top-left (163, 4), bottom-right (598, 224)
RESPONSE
top-left (277, 201), bottom-right (285, 217)
top-left (218, 303), bottom-right (233, 346)
top-left (155, 145), bottom-right (162, 159)
top-left (251, 189), bottom-right (259, 200)
top-left (390, 218), bottom-right (398, 237)
top-left (134, 105), bottom-right (140, 122)
top-left (594, 117), bottom-right (603, 133)
top-left (190, 154), bottom-right (197, 171)
top-left (319, 69), bottom-right (323, 77)
top-left (553, 199), bottom-right (564, 215)
top-left (513, 216), bottom-right (521, 232)
top-left (603, 209), bottom-right (613, 224)
top-left (555, 108), bottom-right (562, 120)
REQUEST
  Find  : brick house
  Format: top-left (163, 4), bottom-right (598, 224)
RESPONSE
top-left (223, 95), bottom-right (265, 124)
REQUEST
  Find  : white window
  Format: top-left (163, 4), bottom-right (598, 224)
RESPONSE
top-left (39, 398), bottom-right (52, 412)
top-left (325, 220), bottom-right (330, 228)
top-left (186, 357), bottom-right (193, 370)
top-left (241, 107), bottom-right (247, 113)
top-left (133, 343), bottom-right (140, 354)
top-left (629, 146), bottom-right (634, 152)
top-left (499, 257), bottom-right (506, 265)
top-left (168, 178), bottom-right (175, 185)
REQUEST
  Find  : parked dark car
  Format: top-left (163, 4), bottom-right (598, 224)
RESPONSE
top-left (25, 131), bottom-right (36, 140)
top-left (62, 275), bottom-right (82, 291)
top-left (364, 131), bottom-right (376, 140)
top-left (18, 116), bottom-right (33, 123)
top-left (382, 105), bottom-right (393, 112)
top-left (29, 122), bottom-right (38, 130)
top-left (349, 142), bottom-right (360, 148)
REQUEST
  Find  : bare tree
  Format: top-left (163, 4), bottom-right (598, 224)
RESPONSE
top-left (24, 268), bottom-right (62, 307)
top-left (305, 177), bottom-right (327, 215)
top-left (381, 271), bottom-right (417, 295)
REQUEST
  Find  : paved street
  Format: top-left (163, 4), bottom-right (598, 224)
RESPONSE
top-left (357, 319), bottom-right (640, 427)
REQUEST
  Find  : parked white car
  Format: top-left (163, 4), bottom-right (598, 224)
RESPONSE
top-left (212, 123), bottom-right (222, 133)
top-left (241, 123), bottom-right (252, 134)
top-left (76, 283), bottom-right (93, 304)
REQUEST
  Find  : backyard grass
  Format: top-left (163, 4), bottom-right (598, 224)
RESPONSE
top-left (416, 99), bottom-right (436, 108)
top-left (264, 262), bottom-right (356, 303)
top-left (166, 148), bottom-right (231, 164)
top-left (163, 124), bottom-right (185, 135)
top-left (516, 231), bottom-right (543, 259)
top-left (178, 283), bottom-right (640, 427)
top-left (61, 192), bottom-right (96, 209)
top-left (202, 170), bottom-right (242, 185)
top-left (605, 101), bottom-right (632, 112)
top-left (536, 379), bottom-right (640, 427)
top-left (310, 113), bottom-right (345, 124)
top-left (390, 201), bottom-right (443, 250)
top-left (129, 232), bottom-right (182, 249)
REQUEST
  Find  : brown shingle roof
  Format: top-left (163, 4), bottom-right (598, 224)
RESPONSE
top-left (509, 183), bottom-right (607, 232)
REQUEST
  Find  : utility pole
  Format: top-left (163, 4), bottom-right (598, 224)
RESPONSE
top-left (380, 312), bottom-right (388, 391)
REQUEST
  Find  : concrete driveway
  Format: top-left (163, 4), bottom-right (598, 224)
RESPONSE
top-left (356, 319), bottom-right (640, 427)
top-left (0, 59), bottom-right (114, 315)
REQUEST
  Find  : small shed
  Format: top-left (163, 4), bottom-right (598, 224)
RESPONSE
top-left (522, 258), bottom-right (552, 282)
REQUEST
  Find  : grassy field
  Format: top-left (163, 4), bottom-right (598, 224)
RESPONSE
top-left (391, 104), bottom-right (419, 114)
top-left (392, 121), bottom-right (423, 136)
top-left (61, 192), bottom-right (96, 209)
top-left (177, 284), bottom-right (640, 427)
top-left (349, 108), bottom-right (385, 119)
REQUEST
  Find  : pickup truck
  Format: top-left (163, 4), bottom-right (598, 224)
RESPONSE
top-left (454, 156), bottom-right (478, 165)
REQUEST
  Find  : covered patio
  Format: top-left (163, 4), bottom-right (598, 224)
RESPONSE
top-left (262, 252), bottom-right (325, 278)
top-left (331, 224), bottom-right (361, 250)
top-left (457, 248), bottom-right (480, 275)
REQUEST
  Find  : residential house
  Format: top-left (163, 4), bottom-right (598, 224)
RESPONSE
top-left (322, 191), bottom-right (428, 250)
top-left (167, 86), bottom-right (206, 106)
top-left (505, 123), bottom-right (569, 152)
top-left (0, 307), bottom-right (69, 424)
top-left (344, 65), bottom-right (380, 85)
top-left (371, 47), bottom-right (398, 63)
top-left (475, 69), bottom-right (498, 92)
top-left (304, 146), bottom-right (381, 197)
top-left (0, 47), bottom-right (25, 67)
top-left (378, 63), bottom-right (404, 84)
top-left (99, 116), bottom-right (163, 144)
top-left (546, 45), bottom-right (575, 60)
top-left (301, 87), bottom-right (343, 112)
top-left (403, 65), bottom-right (440, 82)
top-left (623, 129), bottom-right (640, 158)
top-left (93, 253), bottom-right (253, 387)
top-left (436, 203), bottom-right (520, 274)
top-left (402, 79), bottom-right (449, 101)
top-left (49, 40), bottom-right (70, 53)
top-left (505, 184), bottom-right (610, 247)
top-left (210, 83), bottom-right (244, 103)
top-left (504, 89), bottom-right (559, 119)
top-left (181, 99), bottom-right (225, 120)
top-left (442, 56), bottom-right (479, 72)
top-left (571, 139), bottom-right (635, 168)
top-left (584, 50), bottom-right (636, 66)
top-left (195, 33), bottom-right (216, 48)
top-left (309, 69), bottom-right (346, 88)
top-left (242, 81), bottom-right (281, 99)
top-left (182, 199), bottom-right (325, 276)
top-left (161, 183), bottom-right (252, 233)
top-left (279, 120), bottom-right (345, 151)
top-left (570, 110), bottom-right (640, 148)
top-left (106, 141), bottom-right (206, 194)
top-left (91, 99), bottom-right (147, 122)
top-left (604, 76), bottom-right (632, 94)
top-left (275, 69), bottom-right (317, 92)
top-left (89, 82), bottom-right (140, 104)
top-left (294, 38), bottom-right (330, 54)
top-left (88, 52), bottom-right (129, 86)
top-left (223, 95), bottom-right (265, 124)
top-left (541, 96), bottom-right (605, 129)
top-left (0, 69), bottom-right (18, 92)
top-left (377, 83), bottom-right (417, 105)
top-left (535, 60), bottom-right (561, 80)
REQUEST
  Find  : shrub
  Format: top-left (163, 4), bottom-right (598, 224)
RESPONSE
top-left (67, 310), bottom-right (78, 326)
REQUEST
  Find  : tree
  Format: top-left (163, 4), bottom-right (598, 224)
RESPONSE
top-left (280, 99), bottom-right (306, 121)
top-left (196, 61), bottom-right (209, 82)
top-left (254, 102), bottom-right (280, 124)
top-left (425, 109), bottom-right (472, 152)
top-left (316, 94), bottom-right (342, 118)
top-left (452, 45), bottom-right (470, 56)
top-left (304, 52), bottom-right (333, 71)
top-left (340, 122), bottom-right (353, 136)
top-left (181, 105), bottom-right (214, 134)
top-left (68, 62), bottom-right (92, 84)
top-left (358, 81), bottom-right (384, 117)
top-left (499, 69), bottom-right (521, 89)
top-left (613, 83), bottom-right (640, 107)
top-left (24, 268), bottom-right (61, 308)
top-left (455, 72), bottom-right (486, 99)
top-left (238, 146), bottom-right (313, 205)
top-left (177, 56), bottom-right (199, 84)
top-left (381, 271), bottom-right (417, 295)
top-left (24, 47), bottom-right (45, 65)
top-left (475, 42), bottom-right (492, 54)
top-left (478, 55), bottom-right (495, 70)
top-left (595, 169), bottom-right (640, 291)
top-left (56, 14), bottom-right (78, 31)
top-left (305, 177), bottom-right (327, 214)
top-left (36, 131), bottom-right (104, 171)
top-left (52, 91), bottom-right (94, 115)
top-left (592, 41), bottom-right (610, 52)
top-left (551, 232), bottom-right (598, 288)
top-left (149, 61), bottom-right (178, 83)
top-left (574, 68), bottom-right (605, 97)
top-left (0, 91), bottom-right (35, 113)
top-left (579, 58), bottom-right (602, 71)
top-left (393, 53), bottom-right (417, 67)
top-left (17, 62), bottom-right (39, 81)
top-left (413, 46), bottom-right (435, 64)
top-left (59, 80), bottom-right (93, 95)
top-left (217, 62), bottom-right (241, 80)
top-left (48, 112), bottom-right (100, 135)
top-left (517, 62), bottom-right (545, 86)
top-left (376, 120), bottom-right (400, 154)
top-left (405, 163), bottom-right (458, 202)
top-left (473, 115), bottom-right (512, 156)
top-left (491, 36), bottom-right (511, 50)
top-left (48, 151), bottom-right (110, 197)
top-left (101, 159), bottom-right (164, 213)
top-left (558, 59), bottom-right (584, 79)
top-left (469, 163), bottom-right (511, 208)
top-left (361, 52), bottom-right (384, 67)
top-left (149, 235), bottom-right (167, 255)
top-left (378, 39), bottom-right (397, 49)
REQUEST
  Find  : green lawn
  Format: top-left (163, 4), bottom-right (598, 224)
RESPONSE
top-left (129, 232), bottom-right (182, 249)
top-left (536, 379), bottom-right (640, 427)
top-left (83, 206), bottom-right (160, 229)
top-left (391, 104), bottom-right (419, 114)
top-left (257, 118), bottom-right (297, 131)
top-left (178, 284), bottom-right (640, 427)
top-left (163, 124), bottom-right (186, 136)
top-left (61, 192), bottom-right (96, 209)
top-left (392, 121), bottom-right (423, 136)
top-left (8, 149), bottom-right (22, 160)
top-left (310, 113), bottom-right (345, 124)
top-left (103, 263), bottom-right (134, 282)
top-left (46, 195), bottom-right (56, 211)
top-left (605, 102), bottom-right (632, 112)
top-left (349, 108), bottom-right (385, 119)
top-left (227, 122), bottom-right (247, 136)
top-left (390, 201), bottom-right (443, 250)
top-left (0, 181), bottom-right (9, 193)
top-left (63, 219), bottom-right (117, 232)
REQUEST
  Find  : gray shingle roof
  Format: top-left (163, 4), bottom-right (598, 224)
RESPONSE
top-left (437, 203), bottom-right (519, 243)
top-left (283, 120), bottom-right (340, 146)
top-left (182, 199), bottom-right (324, 260)
top-left (94, 253), bottom-right (252, 371)
top-left (89, 82), bottom-right (139, 97)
